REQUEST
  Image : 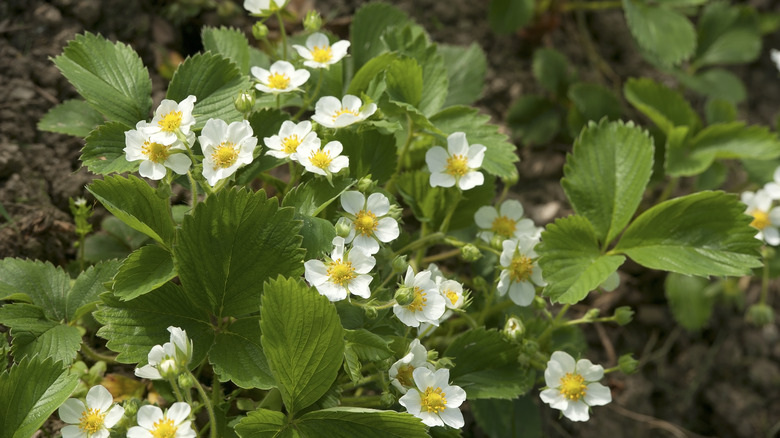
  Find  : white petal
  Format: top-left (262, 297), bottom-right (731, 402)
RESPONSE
top-left (584, 382), bottom-right (612, 406)
top-left (348, 250), bottom-right (375, 274)
top-left (467, 144), bottom-right (486, 168)
top-left (137, 405), bottom-right (164, 429)
top-left (87, 385), bottom-right (114, 412)
top-left (474, 206), bottom-right (498, 229)
top-left (499, 199), bottom-right (525, 219)
top-left (341, 191), bottom-right (365, 215)
top-left (540, 388), bottom-right (568, 410)
top-left (251, 66), bottom-right (270, 82)
top-left (447, 132), bottom-right (469, 156)
top-left (323, 141), bottom-right (343, 156)
top-left (444, 385), bottom-right (467, 407)
top-left (544, 358), bottom-right (565, 388)
top-left (166, 402), bottom-right (192, 424)
top-left (353, 234), bottom-right (380, 255)
top-left (765, 227), bottom-right (780, 245)
top-left (315, 96), bottom-right (341, 115)
top-left (430, 172), bottom-right (455, 188)
top-left (374, 217), bottom-right (399, 243)
top-left (317, 282), bottom-right (348, 301)
top-left (425, 146), bottom-right (449, 173)
top-left (165, 153), bottom-right (192, 175)
top-left (329, 155), bottom-right (349, 172)
top-left (550, 351), bottom-right (576, 373)
top-left (500, 240), bottom-right (517, 266)
top-left (342, 95), bottom-right (362, 112)
top-left (126, 426), bottom-right (152, 438)
top-left (576, 359), bottom-right (604, 381)
top-left (508, 280), bottom-right (535, 306)
top-left (103, 405), bottom-right (125, 428)
top-left (439, 407), bottom-right (464, 428)
top-left (398, 389), bottom-right (422, 414)
top-left (293, 44), bottom-right (313, 60)
top-left (304, 260), bottom-right (329, 286)
top-left (562, 400), bottom-right (590, 422)
top-left (135, 364), bottom-right (163, 380)
top-left (306, 32), bottom-right (330, 50)
top-left (201, 118), bottom-right (228, 145)
top-left (349, 274), bottom-right (372, 298)
top-left (458, 171), bottom-right (484, 190)
top-left (496, 270), bottom-right (510, 295)
top-left (139, 160), bottom-right (166, 180)
top-left (59, 398), bottom-right (86, 424)
top-left (61, 425), bottom-right (88, 438)
top-left (366, 193), bottom-right (390, 216)
top-left (393, 305), bottom-right (421, 327)
top-left (290, 69), bottom-right (311, 88)
top-left (359, 103), bottom-right (377, 119)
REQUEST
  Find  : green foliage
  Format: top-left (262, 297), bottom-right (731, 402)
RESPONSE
top-left (80, 121), bottom-right (137, 175)
top-left (532, 49), bottom-right (575, 97)
top-left (38, 99), bottom-right (104, 137)
top-left (350, 3), bottom-right (410, 70)
top-left (260, 277), bottom-right (344, 415)
top-left (566, 84), bottom-right (622, 138)
top-left (694, 2), bottom-right (762, 67)
top-left (111, 244), bottom-right (177, 301)
top-left (83, 216), bottom-right (151, 263)
top-left (471, 396), bottom-right (542, 438)
top-left (664, 273), bottom-right (715, 331)
top-left (622, 0), bottom-right (697, 67)
top-left (488, 0), bottom-right (534, 34)
top-left (506, 95), bottom-right (561, 145)
top-left (624, 78), bottom-right (701, 135)
top-left (440, 43), bottom-right (487, 107)
top-left (0, 356), bottom-right (78, 438)
top-left (344, 329), bottom-right (393, 361)
top-left (385, 57), bottom-right (423, 108)
top-left (0, 304), bottom-right (82, 363)
top-left (210, 317), bottom-right (275, 389)
top-left (52, 32), bottom-right (152, 127)
top-left (675, 68), bottom-right (746, 103)
top-left (202, 26), bottom-right (251, 74)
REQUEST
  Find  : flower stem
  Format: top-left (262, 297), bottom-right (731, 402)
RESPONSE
top-left (275, 10), bottom-right (288, 60)
top-left (189, 370), bottom-right (218, 438)
top-left (167, 376), bottom-right (186, 403)
top-left (761, 249), bottom-right (770, 305)
top-left (392, 232), bottom-right (446, 258)
top-left (439, 190), bottom-right (463, 233)
top-left (293, 70), bottom-right (325, 120)
top-left (422, 248), bottom-right (461, 264)
top-left (79, 342), bottom-right (118, 365)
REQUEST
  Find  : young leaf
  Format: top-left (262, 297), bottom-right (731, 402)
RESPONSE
top-left (675, 68), bottom-right (747, 103)
top-left (294, 407), bottom-right (430, 438)
top-left (488, 0), bottom-right (534, 34)
top-left (37, 99), bottom-right (104, 137)
top-left (537, 215), bottom-right (626, 304)
top-left (296, 215), bottom-right (337, 261)
top-left (346, 52), bottom-right (401, 97)
top-left (622, 0), bottom-right (697, 66)
top-left (562, 120), bottom-right (654, 244)
top-left (385, 57), bottom-right (423, 108)
top-left (112, 244), bottom-right (176, 301)
top-left (614, 191), bottom-right (762, 276)
top-left (664, 273), bottom-right (715, 331)
top-left (210, 317), bottom-right (275, 390)
top-left (0, 356), bottom-right (79, 438)
top-left (166, 52), bottom-right (249, 129)
top-left (440, 43), bottom-right (487, 107)
top-left (80, 121), bottom-right (138, 175)
top-left (532, 48), bottom-right (574, 97)
top-left (260, 277), bottom-right (344, 416)
top-left (350, 3), bottom-right (409, 70)
top-left (0, 258), bottom-right (69, 319)
top-left (175, 189), bottom-right (304, 318)
top-left (52, 32), bottom-right (151, 126)
top-left (88, 175), bottom-right (176, 247)
top-left (0, 303), bottom-right (82, 363)
top-left (201, 26), bottom-right (251, 74)
top-left (624, 78), bottom-right (701, 135)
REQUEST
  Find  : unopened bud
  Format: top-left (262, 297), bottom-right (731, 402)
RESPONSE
top-left (501, 171), bottom-right (519, 187)
top-left (159, 358), bottom-right (179, 379)
top-left (460, 244), bottom-right (482, 262)
top-left (746, 303), bottom-right (775, 327)
top-left (490, 235), bottom-right (505, 251)
top-left (335, 217), bottom-right (351, 238)
top-left (87, 361), bottom-right (107, 385)
top-left (363, 306), bottom-right (378, 319)
top-left (234, 90), bottom-right (255, 116)
top-left (303, 10), bottom-right (322, 31)
top-left (503, 316), bottom-right (525, 341)
top-left (177, 373), bottom-right (195, 390)
top-left (380, 392), bottom-right (396, 408)
top-left (614, 306), bottom-right (634, 326)
top-left (532, 295), bottom-right (546, 310)
top-left (123, 399), bottom-right (140, 418)
top-left (522, 340), bottom-right (539, 355)
top-left (618, 354), bottom-right (639, 374)
top-left (252, 22), bottom-right (269, 39)
top-left (357, 176), bottom-right (376, 192)
top-left (71, 361), bottom-right (88, 375)
top-left (387, 204), bottom-right (403, 221)
top-left (392, 255), bottom-right (408, 274)
top-left (583, 308), bottom-right (600, 321)
top-left (394, 286), bottom-right (415, 307)
top-left (435, 357), bottom-right (454, 369)
top-left (762, 246), bottom-right (776, 260)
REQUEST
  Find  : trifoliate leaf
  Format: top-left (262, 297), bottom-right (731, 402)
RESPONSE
top-left (488, 0), bottom-right (534, 34)
top-left (532, 48), bottom-right (575, 97)
top-left (0, 303), bottom-right (82, 363)
top-left (38, 99), bottom-right (105, 137)
top-left (614, 191), bottom-right (762, 276)
top-left (112, 244), bottom-right (176, 301)
top-left (260, 277), bottom-right (344, 415)
top-left (623, 0), bottom-right (697, 66)
top-left (0, 356), bottom-right (78, 438)
top-left (350, 3), bottom-right (410, 70)
top-left (537, 215), bottom-right (626, 304)
top-left (506, 95), bottom-right (562, 146)
top-left (624, 78), bottom-right (701, 135)
top-left (175, 188), bottom-right (304, 318)
top-left (664, 273), bottom-right (715, 331)
top-left (88, 175), bottom-right (176, 247)
top-left (562, 120), bottom-right (654, 244)
top-left (201, 26), bottom-right (251, 74)
top-left (210, 316), bottom-right (275, 389)
top-left (52, 32), bottom-right (152, 126)
top-left (80, 121), bottom-right (138, 175)
top-left (440, 43), bottom-right (487, 107)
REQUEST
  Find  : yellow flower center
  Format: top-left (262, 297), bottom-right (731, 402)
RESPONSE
top-left (445, 289), bottom-right (459, 306)
top-left (396, 364), bottom-right (415, 388)
top-left (312, 45), bottom-right (333, 63)
top-left (282, 134), bottom-right (301, 155)
top-left (406, 286), bottom-right (426, 312)
top-left (309, 150), bottom-right (332, 169)
top-left (151, 417), bottom-right (178, 438)
top-left (445, 154), bottom-right (469, 177)
top-left (158, 111), bottom-right (182, 132)
top-left (327, 258), bottom-right (356, 286)
top-left (267, 72), bottom-right (291, 90)
top-left (559, 372), bottom-right (587, 401)
top-left (333, 107), bottom-right (359, 121)
top-left (509, 255), bottom-right (533, 283)
top-left (421, 386), bottom-right (447, 414)
top-left (354, 210), bottom-right (378, 236)
top-left (78, 408), bottom-right (106, 434)
top-left (751, 210), bottom-right (770, 230)
top-left (141, 141), bottom-right (171, 163)
top-left (491, 216), bottom-right (517, 238)
top-left (211, 142), bottom-right (238, 170)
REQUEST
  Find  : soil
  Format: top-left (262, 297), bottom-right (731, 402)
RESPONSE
top-left (2, 0), bottom-right (780, 437)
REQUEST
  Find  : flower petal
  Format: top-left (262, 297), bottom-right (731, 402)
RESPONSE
top-left (374, 217), bottom-right (400, 243)
top-left (166, 402), bottom-right (192, 424)
top-left (87, 385), bottom-right (114, 412)
top-left (59, 398), bottom-right (86, 424)
top-left (474, 206), bottom-right (498, 229)
top-left (137, 405), bottom-right (164, 429)
top-left (447, 132), bottom-right (469, 156)
top-left (366, 193), bottom-right (390, 216)
top-left (458, 171), bottom-right (484, 190)
top-left (499, 199), bottom-right (525, 219)
top-left (576, 359), bottom-right (604, 381)
top-left (341, 191), bottom-right (365, 215)
top-left (562, 400), bottom-right (590, 422)
top-left (425, 146), bottom-right (449, 173)
top-left (584, 382), bottom-right (612, 406)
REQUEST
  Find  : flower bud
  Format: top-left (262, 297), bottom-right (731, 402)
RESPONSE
top-left (613, 306), bottom-right (634, 326)
top-left (123, 398), bottom-right (140, 418)
top-left (234, 90), bottom-right (256, 116)
top-left (490, 235), bottom-right (505, 251)
top-left (380, 392), bottom-right (396, 408)
top-left (618, 354), bottom-right (639, 374)
top-left (503, 316), bottom-right (525, 341)
top-left (583, 308), bottom-right (600, 321)
top-left (71, 361), bottom-right (89, 375)
top-left (394, 286), bottom-right (415, 307)
top-left (357, 176), bottom-right (376, 192)
top-left (177, 373), bottom-right (195, 390)
top-left (522, 340), bottom-right (539, 355)
top-left (746, 303), bottom-right (775, 327)
top-left (303, 10), bottom-right (323, 32)
top-left (391, 255), bottom-right (408, 274)
top-left (159, 358), bottom-right (179, 379)
top-left (460, 244), bottom-right (482, 262)
top-left (532, 295), bottom-right (546, 310)
top-left (252, 22), bottom-right (269, 39)
top-left (335, 217), bottom-right (352, 238)
top-left (363, 306), bottom-right (379, 319)
top-left (387, 204), bottom-right (403, 221)
top-left (501, 172), bottom-right (519, 187)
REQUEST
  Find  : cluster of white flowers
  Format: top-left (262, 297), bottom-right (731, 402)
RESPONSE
top-left (742, 166), bottom-right (780, 245)
top-left (135, 326), bottom-right (193, 380)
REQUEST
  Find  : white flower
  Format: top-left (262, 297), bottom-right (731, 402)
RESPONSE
top-left (304, 236), bottom-right (375, 301)
top-left (393, 267), bottom-right (446, 327)
top-left (143, 95), bottom-right (197, 145)
top-left (742, 189), bottom-right (780, 245)
top-left (474, 200), bottom-right (541, 243)
top-left (264, 120), bottom-right (319, 160)
top-left (135, 326), bottom-right (194, 380)
top-left (438, 279), bottom-right (465, 310)
top-left (199, 118), bottom-right (257, 187)
top-left (339, 191), bottom-right (400, 255)
top-left (311, 95), bottom-right (376, 128)
top-left (296, 140), bottom-right (349, 176)
top-left (497, 237), bottom-right (545, 306)
top-left (771, 49), bottom-right (780, 72)
top-left (293, 32), bottom-right (350, 69)
top-left (539, 351), bottom-right (612, 422)
top-left (59, 385), bottom-right (125, 438)
top-left (127, 402), bottom-right (196, 438)
top-left (125, 121), bottom-right (193, 180)
top-left (389, 339), bottom-right (435, 394)
top-left (399, 368), bottom-right (466, 429)
top-left (763, 166), bottom-right (780, 200)
top-left (243, 0), bottom-right (287, 15)
top-left (426, 132), bottom-right (486, 190)
top-left (251, 61), bottom-right (310, 94)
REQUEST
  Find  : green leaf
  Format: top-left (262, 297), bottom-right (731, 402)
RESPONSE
top-left (294, 408), bottom-right (429, 438)
top-left (537, 215), bottom-right (626, 304)
top-left (37, 99), bottom-right (105, 137)
top-left (431, 106), bottom-right (518, 180)
top-left (532, 48), bottom-right (574, 97)
top-left (235, 408), bottom-right (287, 438)
top-left (0, 356), bottom-right (79, 438)
top-left (201, 26), bottom-right (251, 74)
top-left (166, 52), bottom-right (249, 130)
top-left (95, 281), bottom-right (214, 364)
top-left (84, 216), bottom-right (152, 263)
top-left (624, 78), bottom-right (701, 134)
top-left (488, 0), bottom-right (534, 34)
top-left (705, 98), bottom-right (737, 125)
top-left (210, 317), bottom-right (275, 389)
top-left (472, 396), bottom-right (542, 438)
top-left (112, 244), bottom-right (176, 301)
top-left (675, 68), bottom-right (746, 103)
top-left (297, 215), bottom-right (337, 261)
top-left (623, 0), bottom-right (697, 66)
top-left (614, 191), bottom-right (762, 276)
top-left (385, 57), bottom-right (423, 108)
top-left (562, 120), bottom-right (654, 244)
top-left (260, 277), bottom-right (344, 415)
top-left (343, 344), bottom-right (363, 383)
top-left (695, 2), bottom-right (761, 67)
top-left (346, 52), bottom-right (401, 97)
top-left (664, 273), bottom-right (715, 331)
top-left (506, 95), bottom-right (562, 146)
top-left (80, 121), bottom-right (138, 175)
top-left (445, 328), bottom-right (533, 399)
top-left (566, 83), bottom-right (622, 137)
top-left (695, 28), bottom-right (760, 67)
top-left (0, 304), bottom-right (82, 363)
top-left (344, 329), bottom-right (393, 361)
top-left (0, 258), bottom-right (69, 320)
top-left (440, 43), bottom-right (487, 107)
top-left (332, 128), bottom-right (397, 185)
top-left (282, 176), bottom-right (355, 217)
top-left (52, 32), bottom-right (151, 126)
top-left (175, 188), bottom-right (304, 318)
top-left (350, 3), bottom-right (410, 70)
top-left (68, 259), bottom-right (122, 320)
top-left (88, 175), bottom-right (176, 247)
